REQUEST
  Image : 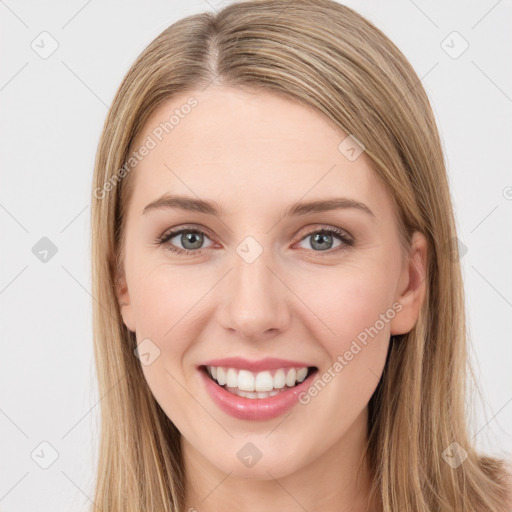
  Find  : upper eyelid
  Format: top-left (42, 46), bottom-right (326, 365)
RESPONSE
top-left (161, 224), bottom-right (215, 242)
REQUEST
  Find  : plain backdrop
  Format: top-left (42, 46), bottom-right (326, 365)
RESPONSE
top-left (1, 1), bottom-right (511, 510)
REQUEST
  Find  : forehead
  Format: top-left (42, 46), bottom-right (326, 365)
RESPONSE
top-left (128, 86), bottom-right (390, 216)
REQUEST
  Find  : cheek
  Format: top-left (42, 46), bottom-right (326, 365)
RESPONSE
top-left (292, 268), bottom-right (394, 430)
top-left (296, 263), bottom-right (397, 353)
top-left (130, 263), bottom-right (204, 333)
top-left (129, 263), bottom-right (214, 381)
top-left (130, 265), bottom-right (210, 423)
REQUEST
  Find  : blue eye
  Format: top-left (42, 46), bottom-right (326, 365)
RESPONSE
top-left (156, 227), bottom-right (215, 255)
top-left (155, 225), bottom-right (353, 256)
top-left (296, 227), bottom-right (353, 252)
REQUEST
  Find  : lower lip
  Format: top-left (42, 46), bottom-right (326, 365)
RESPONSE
top-left (199, 366), bottom-right (318, 421)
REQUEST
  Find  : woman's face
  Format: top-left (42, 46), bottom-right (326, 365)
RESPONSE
top-left (116, 86), bottom-right (426, 484)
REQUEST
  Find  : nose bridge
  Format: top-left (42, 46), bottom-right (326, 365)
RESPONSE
top-left (217, 236), bottom-right (290, 338)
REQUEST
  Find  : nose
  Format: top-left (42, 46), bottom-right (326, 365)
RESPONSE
top-left (215, 247), bottom-right (291, 341)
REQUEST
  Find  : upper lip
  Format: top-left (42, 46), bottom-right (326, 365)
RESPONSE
top-left (199, 357), bottom-right (316, 373)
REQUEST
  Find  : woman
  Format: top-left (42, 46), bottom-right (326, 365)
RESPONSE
top-left (90, 0), bottom-right (512, 510)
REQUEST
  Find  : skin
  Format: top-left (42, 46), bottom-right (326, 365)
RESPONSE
top-left (115, 85), bottom-right (428, 512)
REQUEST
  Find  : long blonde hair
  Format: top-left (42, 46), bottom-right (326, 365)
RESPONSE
top-left (90, 1), bottom-right (511, 510)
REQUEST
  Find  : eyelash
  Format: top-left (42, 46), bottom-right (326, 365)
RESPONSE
top-left (154, 225), bottom-right (354, 256)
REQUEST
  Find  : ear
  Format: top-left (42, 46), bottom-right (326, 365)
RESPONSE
top-left (114, 269), bottom-right (136, 333)
top-left (390, 231), bottom-right (428, 335)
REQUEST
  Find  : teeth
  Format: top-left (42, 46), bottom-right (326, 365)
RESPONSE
top-left (228, 388), bottom-right (282, 399)
top-left (226, 368), bottom-right (238, 388)
top-left (296, 367), bottom-right (308, 382)
top-left (255, 371), bottom-right (273, 391)
top-left (206, 365), bottom-right (311, 392)
top-left (216, 367), bottom-right (226, 386)
top-left (285, 368), bottom-right (297, 387)
top-left (238, 369), bottom-right (255, 391)
top-left (273, 369), bottom-right (286, 389)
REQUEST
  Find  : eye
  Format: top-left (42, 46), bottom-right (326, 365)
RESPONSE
top-left (155, 225), bottom-right (354, 256)
top-left (296, 226), bottom-right (353, 254)
top-left (156, 226), bottom-right (214, 255)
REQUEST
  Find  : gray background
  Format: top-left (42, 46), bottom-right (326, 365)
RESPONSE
top-left (1, 1), bottom-right (511, 510)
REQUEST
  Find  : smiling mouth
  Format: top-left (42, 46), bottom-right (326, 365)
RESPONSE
top-left (200, 365), bottom-right (318, 399)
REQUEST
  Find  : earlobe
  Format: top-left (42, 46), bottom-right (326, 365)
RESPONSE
top-left (390, 231), bottom-right (428, 336)
top-left (114, 271), bottom-right (136, 333)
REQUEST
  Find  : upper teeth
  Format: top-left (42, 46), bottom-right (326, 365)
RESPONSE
top-left (207, 366), bottom-right (309, 392)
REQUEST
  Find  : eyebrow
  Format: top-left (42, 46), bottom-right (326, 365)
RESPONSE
top-left (142, 194), bottom-right (375, 219)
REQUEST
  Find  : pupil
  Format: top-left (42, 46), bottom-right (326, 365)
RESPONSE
top-left (182, 232), bottom-right (203, 249)
top-left (312, 233), bottom-right (332, 251)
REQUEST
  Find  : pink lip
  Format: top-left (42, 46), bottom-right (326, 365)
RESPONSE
top-left (199, 357), bottom-right (314, 373)
top-left (198, 366), bottom-right (318, 421)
